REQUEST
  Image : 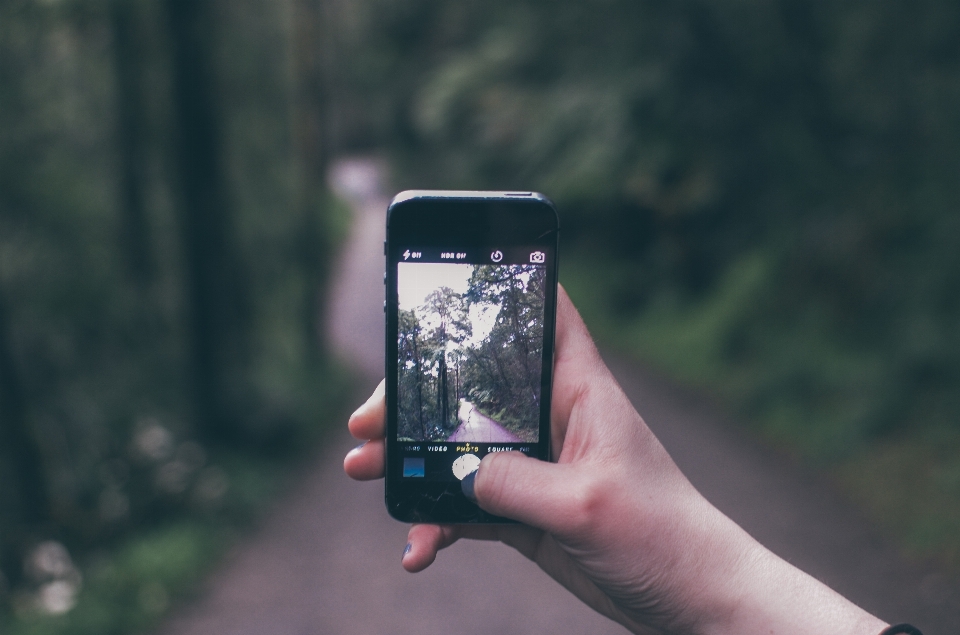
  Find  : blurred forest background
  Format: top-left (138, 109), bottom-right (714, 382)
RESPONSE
top-left (1, 0), bottom-right (958, 632)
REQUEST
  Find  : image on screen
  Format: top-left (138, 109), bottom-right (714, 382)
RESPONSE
top-left (397, 262), bottom-right (546, 444)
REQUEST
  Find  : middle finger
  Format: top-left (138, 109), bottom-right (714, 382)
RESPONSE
top-left (348, 380), bottom-right (387, 440)
top-left (343, 439), bottom-right (386, 480)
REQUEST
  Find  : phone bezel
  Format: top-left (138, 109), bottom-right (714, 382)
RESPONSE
top-left (384, 191), bottom-right (559, 523)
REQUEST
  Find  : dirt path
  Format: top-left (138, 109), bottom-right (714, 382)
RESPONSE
top-left (448, 400), bottom-right (523, 443)
top-left (156, 158), bottom-right (960, 635)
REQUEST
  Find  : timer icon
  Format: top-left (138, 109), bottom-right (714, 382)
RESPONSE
top-left (490, 250), bottom-right (503, 263)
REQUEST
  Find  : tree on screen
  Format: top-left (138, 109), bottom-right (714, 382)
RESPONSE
top-left (461, 265), bottom-right (545, 437)
top-left (397, 270), bottom-right (544, 441)
top-left (398, 308), bottom-right (428, 439)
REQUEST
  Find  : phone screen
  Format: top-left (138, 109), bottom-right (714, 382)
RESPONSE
top-left (385, 193), bottom-right (558, 523)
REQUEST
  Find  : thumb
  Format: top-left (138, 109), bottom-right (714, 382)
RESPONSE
top-left (470, 451), bottom-right (575, 535)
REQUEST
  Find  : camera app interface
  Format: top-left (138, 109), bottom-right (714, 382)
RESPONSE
top-left (395, 247), bottom-right (548, 483)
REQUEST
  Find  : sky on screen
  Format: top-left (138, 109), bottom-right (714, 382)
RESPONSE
top-left (398, 262), bottom-right (499, 348)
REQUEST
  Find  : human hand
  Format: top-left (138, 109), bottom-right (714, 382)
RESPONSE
top-left (344, 287), bottom-right (886, 635)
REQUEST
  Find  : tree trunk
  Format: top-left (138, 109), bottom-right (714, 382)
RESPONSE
top-left (413, 328), bottom-right (425, 438)
top-left (292, 0), bottom-right (332, 361)
top-left (438, 352), bottom-right (448, 427)
top-left (0, 290), bottom-right (48, 586)
top-left (110, 0), bottom-right (151, 285)
top-left (163, 0), bottom-right (247, 441)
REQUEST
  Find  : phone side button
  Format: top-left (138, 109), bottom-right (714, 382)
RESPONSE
top-left (383, 241), bottom-right (387, 255)
top-left (383, 301), bottom-right (386, 312)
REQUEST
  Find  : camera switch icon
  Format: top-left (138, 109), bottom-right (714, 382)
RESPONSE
top-left (490, 250), bottom-right (503, 263)
top-left (529, 251), bottom-right (545, 263)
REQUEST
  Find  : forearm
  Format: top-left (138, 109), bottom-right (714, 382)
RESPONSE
top-left (697, 523), bottom-right (887, 635)
top-left (604, 493), bottom-right (888, 635)
top-left (726, 556), bottom-right (885, 635)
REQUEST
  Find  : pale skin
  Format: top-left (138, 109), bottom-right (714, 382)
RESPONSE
top-left (344, 286), bottom-right (890, 635)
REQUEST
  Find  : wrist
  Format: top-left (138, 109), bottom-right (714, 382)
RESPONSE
top-left (706, 531), bottom-right (887, 635)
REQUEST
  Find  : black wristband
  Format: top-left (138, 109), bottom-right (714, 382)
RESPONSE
top-left (880, 625), bottom-right (923, 635)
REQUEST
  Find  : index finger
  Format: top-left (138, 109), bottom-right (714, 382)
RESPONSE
top-left (348, 379), bottom-right (386, 440)
top-left (549, 285), bottom-right (604, 448)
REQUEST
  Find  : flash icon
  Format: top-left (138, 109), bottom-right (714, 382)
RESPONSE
top-left (403, 250), bottom-right (411, 260)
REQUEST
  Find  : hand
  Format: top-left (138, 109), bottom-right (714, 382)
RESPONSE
top-left (344, 287), bottom-right (887, 635)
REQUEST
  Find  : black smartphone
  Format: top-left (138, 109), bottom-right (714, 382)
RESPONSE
top-left (384, 191), bottom-right (559, 523)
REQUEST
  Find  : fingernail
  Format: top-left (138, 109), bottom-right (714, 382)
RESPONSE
top-left (461, 470), bottom-right (477, 502)
top-left (401, 543), bottom-right (412, 560)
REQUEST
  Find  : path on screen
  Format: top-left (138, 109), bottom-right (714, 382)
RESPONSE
top-left (448, 400), bottom-right (522, 443)
top-left (156, 158), bottom-right (960, 635)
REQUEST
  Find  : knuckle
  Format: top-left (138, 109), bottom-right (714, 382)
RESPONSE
top-left (563, 474), bottom-right (612, 535)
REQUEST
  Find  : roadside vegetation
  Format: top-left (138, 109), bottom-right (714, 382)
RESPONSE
top-left (0, 1), bottom-right (351, 633)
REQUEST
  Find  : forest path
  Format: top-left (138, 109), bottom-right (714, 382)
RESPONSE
top-left (156, 158), bottom-right (960, 635)
top-left (448, 400), bottom-right (523, 443)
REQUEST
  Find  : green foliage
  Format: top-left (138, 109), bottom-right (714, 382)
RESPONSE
top-left (0, 442), bottom-right (298, 635)
top-left (463, 265), bottom-right (545, 436)
top-left (0, 0), bottom-right (351, 629)
top-left (838, 428), bottom-right (960, 567)
top-left (3, 524), bottom-right (218, 635)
